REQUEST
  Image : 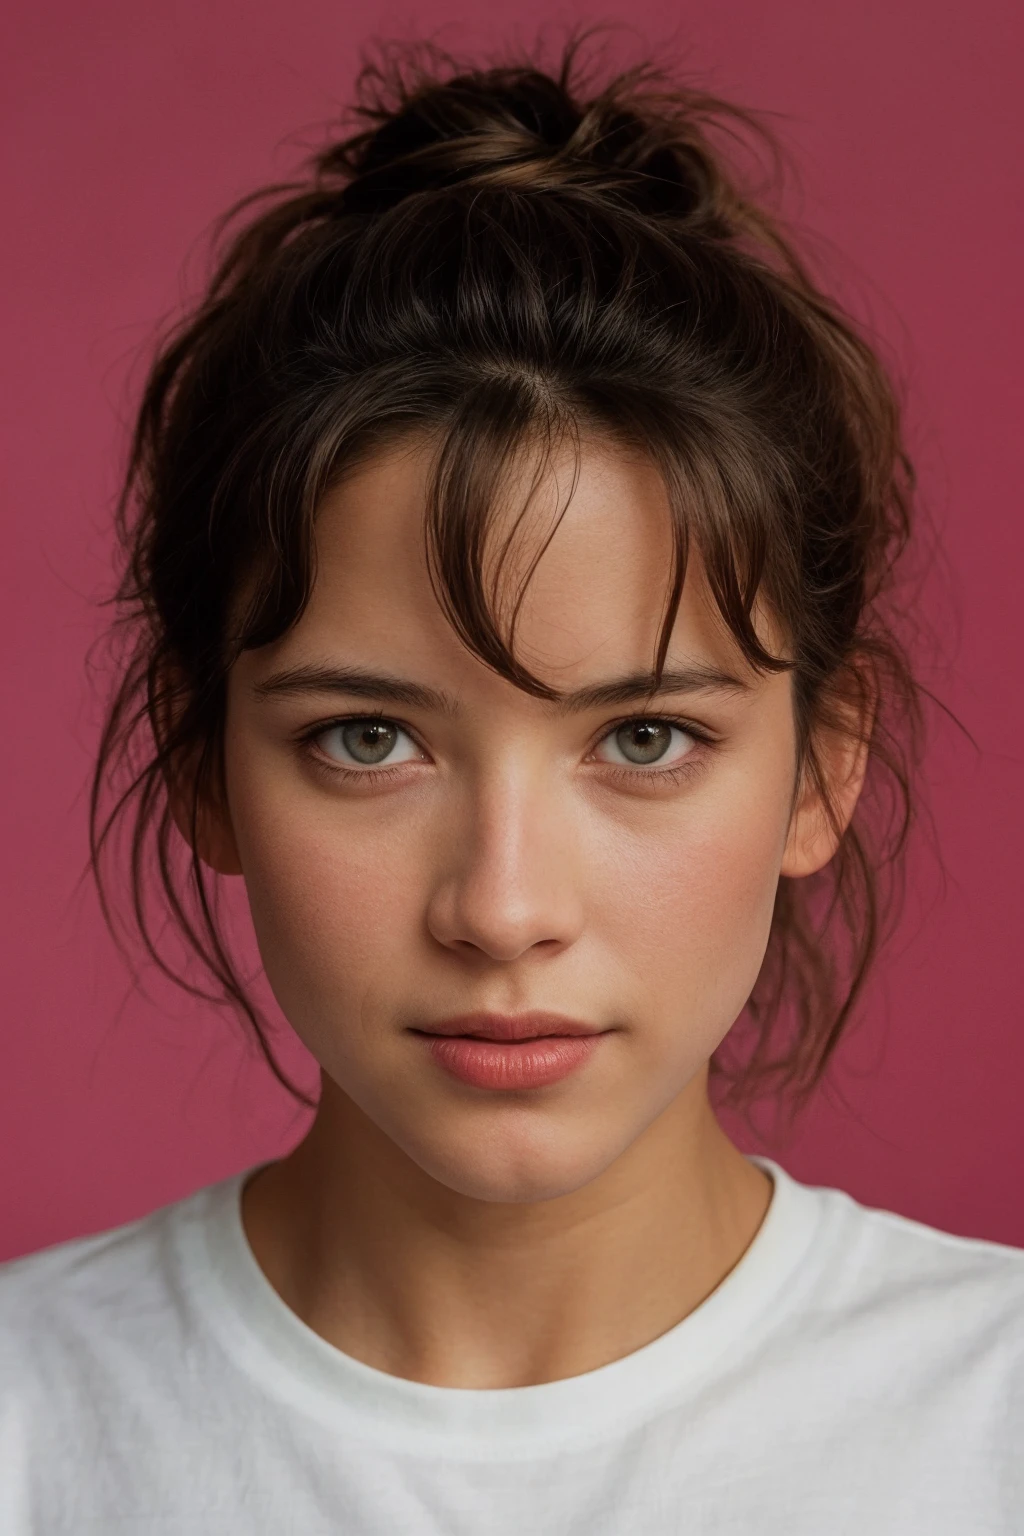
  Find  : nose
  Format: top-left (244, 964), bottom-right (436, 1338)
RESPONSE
top-left (425, 763), bottom-right (585, 963)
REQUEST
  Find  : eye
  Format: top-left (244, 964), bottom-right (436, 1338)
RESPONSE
top-left (317, 718), bottom-right (422, 769)
top-left (594, 719), bottom-right (697, 768)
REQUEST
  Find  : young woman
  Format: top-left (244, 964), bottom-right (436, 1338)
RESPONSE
top-left (2, 32), bottom-right (1021, 1534)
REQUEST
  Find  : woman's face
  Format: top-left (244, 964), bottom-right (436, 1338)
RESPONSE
top-left (218, 434), bottom-right (834, 1202)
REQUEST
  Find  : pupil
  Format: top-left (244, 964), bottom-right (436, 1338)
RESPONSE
top-left (342, 720), bottom-right (397, 764)
top-left (616, 721), bottom-right (671, 764)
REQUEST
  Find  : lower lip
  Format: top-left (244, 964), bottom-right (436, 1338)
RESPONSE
top-left (424, 1035), bottom-right (599, 1090)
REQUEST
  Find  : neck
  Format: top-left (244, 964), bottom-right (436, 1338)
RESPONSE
top-left (241, 1072), bottom-right (772, 1389)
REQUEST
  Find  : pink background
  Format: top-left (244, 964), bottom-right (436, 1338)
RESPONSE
top-left (2, 0), bottom-right (1021, 1261)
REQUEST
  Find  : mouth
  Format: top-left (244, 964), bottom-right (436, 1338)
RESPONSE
top-left (410, 1012), bottom-right (607, 1091)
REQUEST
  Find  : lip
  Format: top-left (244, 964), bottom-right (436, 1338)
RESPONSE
top-left (417, 1011), bottom-right (602, 1041)
top-left (412, 1012), bottom-right (606, 1090)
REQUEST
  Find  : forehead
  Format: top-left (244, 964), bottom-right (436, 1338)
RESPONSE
top-left (277, 432), bottom-right (763, 693)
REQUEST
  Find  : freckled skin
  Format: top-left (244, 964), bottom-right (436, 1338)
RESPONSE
top-left (201, 435), bottom-right (854, 1207)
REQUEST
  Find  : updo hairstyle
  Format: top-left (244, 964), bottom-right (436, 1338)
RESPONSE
top-left (90, 30), bottom-right (922, 1114)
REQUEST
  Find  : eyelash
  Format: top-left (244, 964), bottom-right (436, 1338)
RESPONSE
top-left (295, 712), bottom-right (425, 787)
top-left (593, 718), bottom-right (714, 791)
top-left (295, 712), bottom-right (717, 786)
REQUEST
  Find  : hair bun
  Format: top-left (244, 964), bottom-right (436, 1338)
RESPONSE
top-left (323, 56), bottom-right (714, 220)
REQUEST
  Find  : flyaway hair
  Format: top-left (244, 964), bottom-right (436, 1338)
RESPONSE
top-left (89, 27), bottom-right (923, 1116)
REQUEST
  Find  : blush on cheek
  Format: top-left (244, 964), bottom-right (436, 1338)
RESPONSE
top-left (605, 804), bottom-right (786, 1051)
top-left (235, 810), bottom-right (416, 1035)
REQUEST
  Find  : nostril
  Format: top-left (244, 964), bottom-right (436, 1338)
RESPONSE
top-left (424, 824), bottom-right (585, 961)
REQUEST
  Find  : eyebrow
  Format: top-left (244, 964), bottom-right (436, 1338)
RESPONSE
top-left (252, 666), bottom-right (460, 713)
top-left (252, 663), bottom-right (750, 713)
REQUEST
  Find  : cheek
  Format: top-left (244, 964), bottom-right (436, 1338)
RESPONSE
top-left (227, 765), bottom-right (428, 1027)
top-left (593, 772), bottom-right (790, 1026)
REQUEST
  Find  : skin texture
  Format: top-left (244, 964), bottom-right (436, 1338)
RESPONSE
top-left (180, 432), bottom-right (866, 1387)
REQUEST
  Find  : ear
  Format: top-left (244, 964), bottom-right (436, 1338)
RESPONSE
top-left (780, 683), bottom-right (874, 880)
top-left (156, 663), bottom-right (244, 877)
top-left (168, 766), bottom-right (244, 878)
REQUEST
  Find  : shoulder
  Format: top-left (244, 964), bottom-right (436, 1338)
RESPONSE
top-left (818, 1177), bottom-right (1024, 1295)
top-left (785, 1168), bottom-right (1024, 1385)
top-left (0, 1177), bottom-right (233, 1416)
top-left (737, 1160), bottom-right (1024, 1484)
top-left (0, 1176), bottom-right (250, 1527)
top-left (2, 1193), bottom-right (182, 1329)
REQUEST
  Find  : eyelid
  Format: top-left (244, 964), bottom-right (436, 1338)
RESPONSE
top-left (294, 709), bottom-right (716, 778)
top-left (297, 712), bottom-right (431, 768)
top-left (587, 712), bottom-right (716, 756)
top-left (295, 709), bottom-right (419, 741)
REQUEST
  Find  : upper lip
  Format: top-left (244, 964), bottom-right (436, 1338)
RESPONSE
top-left (413, 1012), bottom-right (604, 1041)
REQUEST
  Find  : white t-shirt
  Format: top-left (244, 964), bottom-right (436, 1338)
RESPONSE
top-left (1, 1155), bottom-right (1022, 1534)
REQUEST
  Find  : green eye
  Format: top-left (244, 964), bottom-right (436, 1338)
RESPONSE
top-left (340, 720), bottom-right (399, 764)
top-left (596, 719), bottom-right (696, 768)
top-left (615, 721), bottom-right (673, 763)
top-left (316, 718), bottom-right (421, 769)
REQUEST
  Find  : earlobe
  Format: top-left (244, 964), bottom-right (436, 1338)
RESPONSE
top-left (201, 822), bottom-right (244, 878)
top-left (782, 670), bottom-right (876, 879)
top-left (780, 785), bottom-right (839, 879)
top-left (780, 734), bottom-right (870, 880)
top-left (168, 779), bottom-right (244, 876)
top-left (156, 663), bottom-right (244, 877)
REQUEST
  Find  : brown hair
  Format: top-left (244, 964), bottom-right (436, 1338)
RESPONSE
top-left (89, 28), bottom-right (923, 1116)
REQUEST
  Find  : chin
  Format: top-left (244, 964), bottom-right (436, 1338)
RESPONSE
top-left (400, 1115), bottom-right (629, 1205)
